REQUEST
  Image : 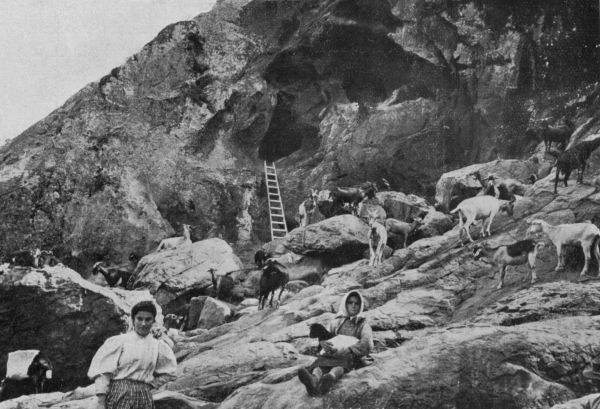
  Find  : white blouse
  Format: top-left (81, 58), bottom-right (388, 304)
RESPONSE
top-left (87, 331), bottom-right (177, 394)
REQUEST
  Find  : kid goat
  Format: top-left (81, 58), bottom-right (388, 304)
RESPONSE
top-left (451, 196), bottom-right (515, 245)
top-left (368, 209), bottom-right (387, 266)
top-left (528, 219), bottom-right (600, 278)
top-left (155, 224), bottom-right (192, 252)
top-left (473, 240), bottom-right (545, 289)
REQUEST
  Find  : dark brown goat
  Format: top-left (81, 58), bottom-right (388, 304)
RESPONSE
top-left (92, 261), bottom-right (132, 288)
top-left (208, 268), bottom-right (235, 301)
top-left (258, 259), bottom-right (289, 310)
top-left (526, 119), bottom-right (575, 152)
top-left (549, 137), bottom-right (600, 193)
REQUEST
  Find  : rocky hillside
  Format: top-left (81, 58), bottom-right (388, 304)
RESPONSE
top-left (3, 0), bottom-right (600, 408)
top-left (0, 0), bottom-right (599, 269)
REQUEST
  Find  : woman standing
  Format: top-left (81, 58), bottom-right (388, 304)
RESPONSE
top-left (88, 301), bottom-right (177, 409)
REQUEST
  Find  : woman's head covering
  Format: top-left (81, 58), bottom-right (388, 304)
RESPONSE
top-left (336, 290), bottom-right (366, 318)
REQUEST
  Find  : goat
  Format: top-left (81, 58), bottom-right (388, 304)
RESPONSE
top-left (329, 187), bottom-right (365, 216)
top-left (384, 217), bottom-right (423, 248)
top-left (298, 189), bottom-right (319, 228)
top-left (473, 240), bottom-right (545, 289)
top-left (155, 224), bottom-right (192, 252)
top-left (3, 249), bottom-right (41, 267)
top-left (528, 219), bottom-right (600, 278)
top-left (254, 249), bottom-right (270, 268)
top-left (163, 314), bottom-right (185, 331)
top-left (0, 351), bottom-right (53, 402)
top-left (37, 250), bottom-right (61, 267)
top-left (92, 261), bottom-right (132, 288)
top-left (258, 259), bottom-right (289, 310)
top-left (549, 137), bottom-right (600, 194)
top-left (368, 209), bottom-right (387, 266)
top-left (526, 119), bottom-right (575, 152)
top-left (450, 196), bottom-right (515, 245)
top-left (208, 268), bottom-right (235, 301)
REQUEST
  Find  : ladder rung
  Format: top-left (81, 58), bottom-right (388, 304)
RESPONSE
top-left (272, 228), bottom-right (287, 232)
top-left (271, 215), bottom-right (285, 219)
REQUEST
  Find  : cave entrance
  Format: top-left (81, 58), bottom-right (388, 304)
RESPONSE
top-left (258, 92), bottom-right (319, 162)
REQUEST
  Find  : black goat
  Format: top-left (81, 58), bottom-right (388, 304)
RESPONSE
top-left (258, 259), bottom-right (289, 310)
top-left (0, 352), bottom-right (53, 401)
top-left (550, 137), bottom-right (600, 194)
top-left (3, 249), bottom-right (40, 267)
top-left (254, 249), bottom-right (270, 268)
top-left (208, 268), bottom-right (235, 301)
top-left (328, 182), bottom-right (376, 216)
top-left (526, 119), bottom-right (575, 152)
top-left (92, 261), bottom-right (132, 288)
top-left (37, 250), bottom-right (61, 267)
top-left (164, 314), bottom-right (185, 330)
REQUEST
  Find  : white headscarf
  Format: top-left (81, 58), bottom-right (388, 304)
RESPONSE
top-left (336, 290), bottom-right (366, 319)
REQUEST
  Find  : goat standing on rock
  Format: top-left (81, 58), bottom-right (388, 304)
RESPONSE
top-left (451, 196), bottom-right (515, 245)
top-left (384, 217), bottom-right (423, 248)
top-left (258, 259), bottom-right (289, 310)
top-left (473, 240), bottom-right (545, 289)
top-left (528, 219), bottom-right (600, 279)
top-left (155, 224), bottom-right (192, 252)
top-left (368, 209), bottom-right (387, 266)
top-left (92, 261), bottom-right (133, 288)
top-left (298, 189), bottom-right (319, 228)
top-left (549, 137), bottom-right (600, 194)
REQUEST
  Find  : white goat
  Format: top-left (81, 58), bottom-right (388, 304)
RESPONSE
top-left (473, 239), bottom-right (545, 289)
top-left (527, 219), bottom-right (600, 278)
top-left (384, 217), bottom-right (423, 248)
top-left (155, 224), bottom-right (192, 252)
top-left (450, 196), bottom-right (515, 245)
top-left (298, 189), bottom-right (318, 228)
top-left (368, 209), bottom-right (387, 266)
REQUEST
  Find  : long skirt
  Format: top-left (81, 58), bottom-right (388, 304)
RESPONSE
top-left (107, 379), bottom-right (154, 409)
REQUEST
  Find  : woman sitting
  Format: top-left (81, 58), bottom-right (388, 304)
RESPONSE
top-left (297, 290), bottom-right (373, 396)
top-left (87, 300), bottom-right (177, 409)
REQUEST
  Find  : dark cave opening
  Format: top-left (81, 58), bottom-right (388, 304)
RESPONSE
top-left (314, 24), bottom-right (442, 103)
top-left (258, 92), bottom-right (319, 162)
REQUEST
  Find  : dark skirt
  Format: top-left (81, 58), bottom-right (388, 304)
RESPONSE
top-left (107, 379), bottom-right (154, 409)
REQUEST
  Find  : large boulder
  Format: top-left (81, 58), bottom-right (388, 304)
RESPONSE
top-left (197, 297), bottom-right (232, 330)
top-left (283, 215), bottom-right (370, 265)
top-left (166, 342), bottom-right (301, 401)
top-left (435, 159), bottom-right (538, 212)
top-left (0, 265), bottom-right (158, 390)
top-left (130, 238), bottom-right (242, 310)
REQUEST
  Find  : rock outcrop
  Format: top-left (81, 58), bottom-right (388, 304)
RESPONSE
top-left (130, 238), bottom-right (242, 310)
top-left (0, 265), bottom-right (159, 389)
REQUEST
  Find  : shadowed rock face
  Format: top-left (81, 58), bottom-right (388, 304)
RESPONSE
top-left (0, 266), bottom-right (159, 391)
top-left (0, 0), bottom-right (598, 268)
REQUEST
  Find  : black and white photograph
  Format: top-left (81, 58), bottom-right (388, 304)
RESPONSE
top-left (2, 0), bottom-right (600, 408)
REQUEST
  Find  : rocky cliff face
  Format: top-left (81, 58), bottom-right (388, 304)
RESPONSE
top-left (3, 1), bottom-right (600, 408)
top-left (0, 0), bottom-right (598, 267)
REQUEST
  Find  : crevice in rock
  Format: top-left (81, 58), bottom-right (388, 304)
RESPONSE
top-left (258, 92), bottom-right (319, 162)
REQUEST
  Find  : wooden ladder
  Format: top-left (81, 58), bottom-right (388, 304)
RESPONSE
top-left (264, 161), bottom-right (288, 240)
